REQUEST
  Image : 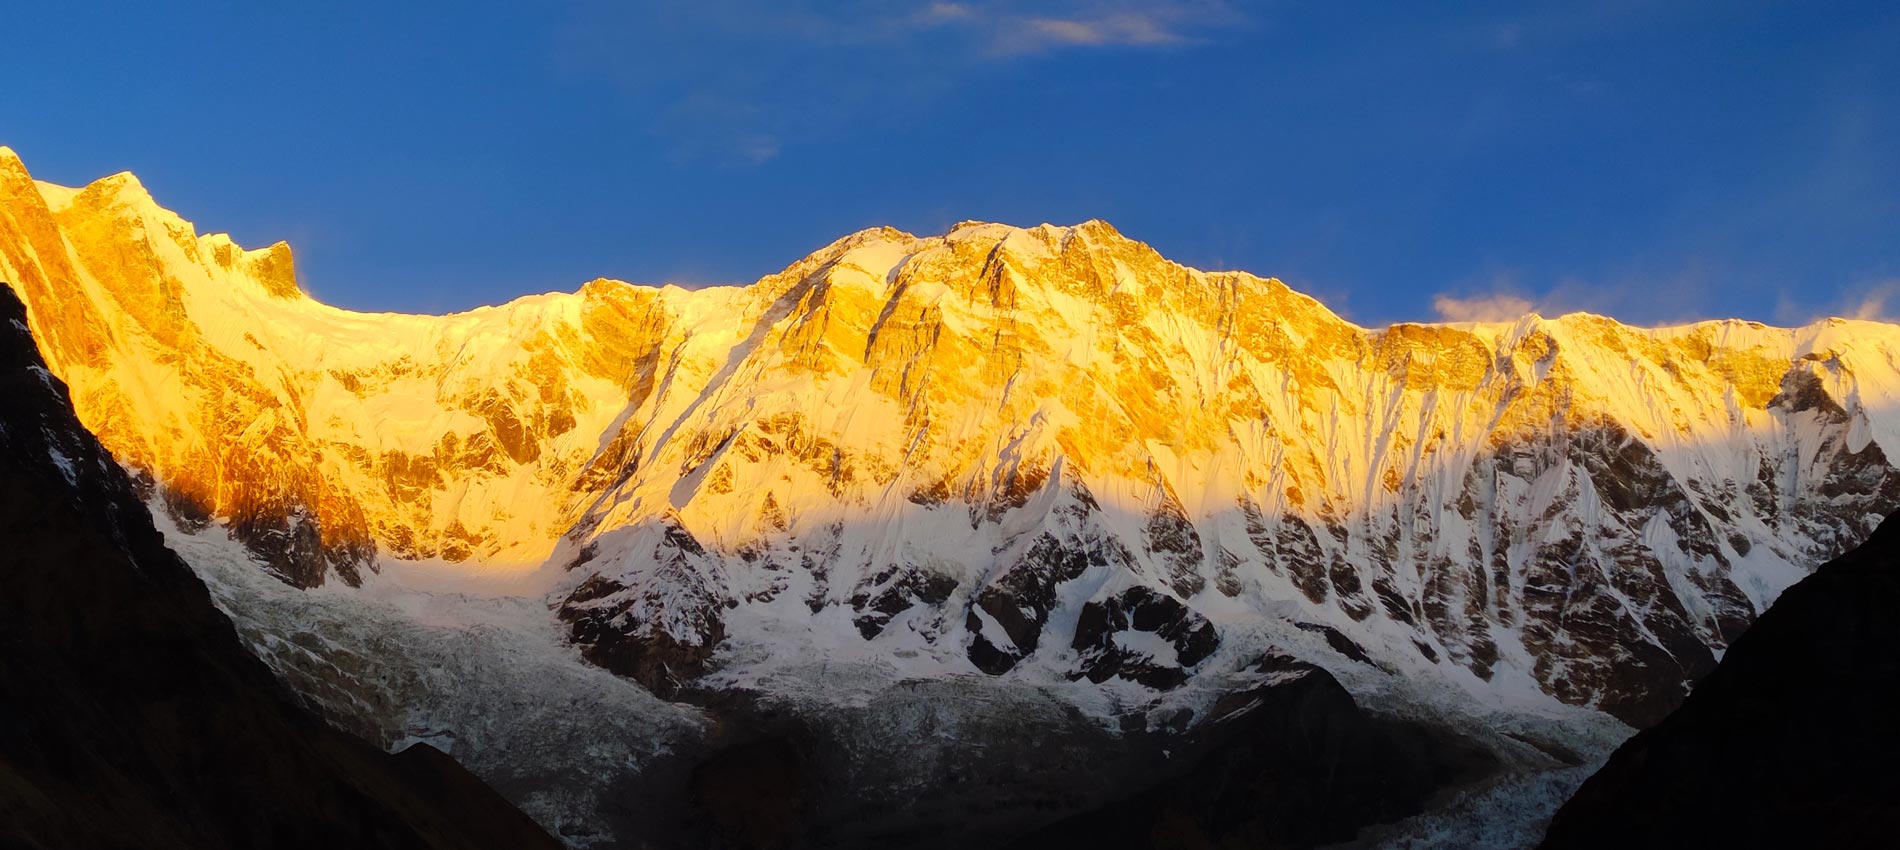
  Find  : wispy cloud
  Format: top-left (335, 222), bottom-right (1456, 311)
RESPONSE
top-left (980, 3), bottom-right (1242, 55)
top-left (1776, 278), bottom-right (1900, 325)
top-left (1429, 270), bottom-right (1547, 323)
top-left (1427, 263), bottom-right (1722, 326)
top-left (1848, 281), bottom-right (1900, 321)
top-left (558, 0), bottom-right (1247, 164)
top-left (723, 1), bottom-right (1243, 55)
top-left (1432, 291), bottom-right (1536, 322)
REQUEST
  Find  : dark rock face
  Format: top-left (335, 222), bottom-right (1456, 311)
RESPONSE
top-left (229, 499), bottom-right (375, 587)
top-left (559, 572), bottom-right (729, 699)
top-left (1540, 510), bottom-right (1900, 850)
top-left (149, 477), bottom-right (375, 589)
top-left (1070, 586), bottom-right (1219, 689)
top-left (1008, 656), bottom-right (1498, 850)
top-left (851, 563), bottom-right (958, 639)
top-left (558, 518), bottom-right (732, 697)
top-left (0, 284), bottom-right (560, 850)
top-left (966, 532), bottom-right (1098, 672)
top-left (1491, 422), bottom-right (1730, 727)
top-left (963, 473), bottom-right (1136, 676)
top-left (1767, 367), bottom-right (1900, 564)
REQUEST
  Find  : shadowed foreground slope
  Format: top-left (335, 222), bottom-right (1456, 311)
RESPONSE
top-left (0, 282), bottom-right (561, 850)
top-left (1540, 510), bottom-right (1900, 849)
top-left (1001, 654), bottom-right (1497, 850)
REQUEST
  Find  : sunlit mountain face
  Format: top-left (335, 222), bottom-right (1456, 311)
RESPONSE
top-left (6, 146), bottom-right (1900, 847)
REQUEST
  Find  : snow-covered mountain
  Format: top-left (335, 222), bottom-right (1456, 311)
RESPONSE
top-left (4, 147), bottom-right (1898, 734)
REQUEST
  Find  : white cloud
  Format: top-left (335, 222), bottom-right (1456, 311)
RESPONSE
top-left (922, 2), bottom-right (975, 23)
top-left (1421, 262), bottom-right (1725, 328)
top-left (1431, 292), bottom-right (1537, 322)
top-left (995, 10), bottom-right (1201, 54)
top-left (996, 2), bottom-right (1242, 54)
top-left (1850, 282), bottom-right (1900, 320)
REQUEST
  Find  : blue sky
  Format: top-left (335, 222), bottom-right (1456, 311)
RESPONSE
top-left (3, 1), bottom-right (1895, 326)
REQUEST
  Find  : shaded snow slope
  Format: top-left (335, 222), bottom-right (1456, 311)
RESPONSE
top-left (160, 514), bottom-right (708, 846)
top-left (157, 502), bottom-right (1627, 849)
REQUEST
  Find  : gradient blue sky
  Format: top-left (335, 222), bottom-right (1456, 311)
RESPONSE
top-left (4, 1), bottom-right (1895, 326)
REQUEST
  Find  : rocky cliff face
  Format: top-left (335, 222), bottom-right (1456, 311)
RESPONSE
top-left (1539, 509), bottom-right (1900, 850)
top-left (0, 283), bottom-right (561, 850)
top-left (4, 147), bottom-right (1899, 732)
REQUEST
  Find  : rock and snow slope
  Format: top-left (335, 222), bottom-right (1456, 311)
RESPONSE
top-left (1542, 508), bottom-right (1900, 849)
top-left (4, 146), bottom-right (1899, 802)
top-left (0, 283), bottom-right (561, 850)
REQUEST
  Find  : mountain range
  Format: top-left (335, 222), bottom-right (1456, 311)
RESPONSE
top-left (4, 147), bottom-right (1898, 846)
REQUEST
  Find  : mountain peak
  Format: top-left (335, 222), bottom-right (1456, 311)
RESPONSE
top-left (0, 147), bottom-right (28, 185)
top-left (82, 170), bottom-right (157, 209)
top-left (96, 169), bottom-right (146, 190)
top-left (247, 240), bottom-right (302, 299)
